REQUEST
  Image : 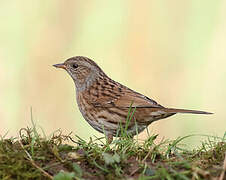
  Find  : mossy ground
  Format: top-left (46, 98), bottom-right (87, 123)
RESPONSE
top-left (0, 125), bottom-right (225, 180)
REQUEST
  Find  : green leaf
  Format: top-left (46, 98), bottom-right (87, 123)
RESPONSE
top-left (112, 153), bottom-right (120, 163)
top-left (102, 152), bottom-right (120, 165)
top-left (53, 171), bottom-right (75, 180)
top-left (144, 167), bottom-right (155, 176)
top-left (72, 162), bottom-right (83, 177)
top-left (103, 153), bottom-right (114, 165)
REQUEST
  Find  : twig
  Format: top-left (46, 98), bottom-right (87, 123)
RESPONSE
top-left (142, 148), bottom-right (152, 163)
top-left (18, 139), bottom-right (53, 179)
top-left (130, 167), bottom-right (140, 176)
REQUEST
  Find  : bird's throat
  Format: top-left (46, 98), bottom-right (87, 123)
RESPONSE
top-left (75, 73), bottom-right (99, 92)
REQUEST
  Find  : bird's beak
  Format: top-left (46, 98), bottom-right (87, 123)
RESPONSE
top-left (53, 63), bottom-right (66, 69)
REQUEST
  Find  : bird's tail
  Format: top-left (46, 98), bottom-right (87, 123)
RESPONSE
top-left (162, 108), bottom-right (213, 115)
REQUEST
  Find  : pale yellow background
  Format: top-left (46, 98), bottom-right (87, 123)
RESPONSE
top-left (0, 1), bottom-right (225, 145)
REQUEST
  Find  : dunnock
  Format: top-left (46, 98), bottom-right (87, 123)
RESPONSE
top-left (53, 56), bottom-right (212, 142)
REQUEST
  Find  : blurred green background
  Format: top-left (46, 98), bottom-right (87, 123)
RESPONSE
top-left (0, 1), bottom-right (225, 144)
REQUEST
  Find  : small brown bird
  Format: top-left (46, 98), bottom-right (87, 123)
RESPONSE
top-left (53, 56), bottom-right (212, 142)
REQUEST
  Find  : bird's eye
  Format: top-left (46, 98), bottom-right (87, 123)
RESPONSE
top-left (72, 64), bottom-right (78, 69)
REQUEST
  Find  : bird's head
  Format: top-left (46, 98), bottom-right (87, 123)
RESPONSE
top-left (53, 56), bottom-right (105, 91)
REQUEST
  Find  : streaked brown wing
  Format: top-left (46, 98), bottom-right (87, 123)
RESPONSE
top-left (87, 80), bottom-right (174, 124)
top-left (112, 90), bottom-right (163, 108)
top-left (89, 80), bottom-right (162, 108)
